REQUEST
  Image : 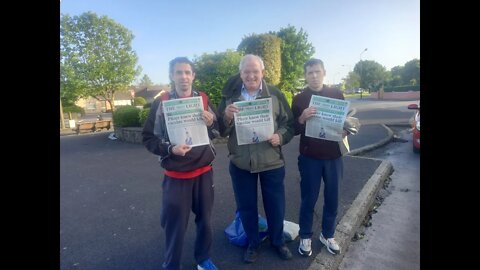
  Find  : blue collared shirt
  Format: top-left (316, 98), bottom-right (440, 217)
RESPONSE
top-left (241, 84), bottom-right (262, 101)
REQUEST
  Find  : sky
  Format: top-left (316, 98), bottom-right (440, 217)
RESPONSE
top-left (60, 0), bottom-right (420, 86)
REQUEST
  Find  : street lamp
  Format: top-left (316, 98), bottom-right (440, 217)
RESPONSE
top-left (332, 71), bottom-right (341, 85)
top-left (360, 48), bottom-right (368, 59)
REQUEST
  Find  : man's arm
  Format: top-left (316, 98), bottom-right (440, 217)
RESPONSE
top-left (291, 93), bottom-right (307, 136)
top-left (272, 87), bottom-right (294, 146)
top-left (142, 99), bottom-right (172, 157)
top-left (205, 98), bottom-right (220, 139)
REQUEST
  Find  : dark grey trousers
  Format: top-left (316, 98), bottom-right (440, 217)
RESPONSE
top-left (160, 170), bottom-right (214, 270)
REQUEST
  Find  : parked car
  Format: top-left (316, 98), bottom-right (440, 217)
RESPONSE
top-left (408, 103), bottom-right (420, 153)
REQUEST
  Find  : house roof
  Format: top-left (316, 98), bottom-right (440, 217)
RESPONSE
top-left (135, 86), bottom-right (171, 100)
top-left (114, 91), bottom-right (134, 100)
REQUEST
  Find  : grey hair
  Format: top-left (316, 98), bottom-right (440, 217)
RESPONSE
top-left (239, 54), bottom-right (265, 71)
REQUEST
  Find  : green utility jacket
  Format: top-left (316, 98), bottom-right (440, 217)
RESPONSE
top-left (218, 75), bottom-right (294, 173)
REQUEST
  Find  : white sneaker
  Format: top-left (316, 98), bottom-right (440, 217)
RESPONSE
top-left (298, 238), bottom-right (312, 257)
top-left (319, 233), bottom-right (341, 255)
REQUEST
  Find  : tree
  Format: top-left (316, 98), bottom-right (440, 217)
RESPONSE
top-left (273, 25), bottom-right (315, 94)
top-left (139, 74), bottom-right (154, 88)
top-left (60, 60), bottom-right (84, 107)
top-left (344, 71), bottom-right (360, 90)
top-left (193, 50), bottom-right (243, 106)
top-left (237, 34), bottom-right (282, 85)
top-left (354, 60), bottom-right (388, 91)
top-left (388, 65), bottom-right (404, 87)
top-left (60, 12), bottom-right (141, 112)
top-left (402, 59), bottom-right (420, 85)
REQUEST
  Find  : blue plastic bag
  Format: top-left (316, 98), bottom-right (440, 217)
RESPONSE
top-left (224, 211), bottom-right (269, 247)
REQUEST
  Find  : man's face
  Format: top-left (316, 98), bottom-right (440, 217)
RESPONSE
top-left (305, 64), bottom-right (325, 90)
top-left (170, 63), bottom-right (195, 94)
top-left (240, 58), bottom-right (263, 91)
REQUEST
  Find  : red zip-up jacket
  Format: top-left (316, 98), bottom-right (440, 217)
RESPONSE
top-left (142, 90), bottom-right (219, 177)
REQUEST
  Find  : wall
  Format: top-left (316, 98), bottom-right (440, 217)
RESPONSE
top-left (369, 91), bottom-right (420, 100)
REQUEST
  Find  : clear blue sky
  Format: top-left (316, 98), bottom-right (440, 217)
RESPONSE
top-left (60, 0), bottom-right (419, 86)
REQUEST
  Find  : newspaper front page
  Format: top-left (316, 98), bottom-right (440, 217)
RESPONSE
top-left (163, 96), bottom-right (209, 147)
top-left (305, 95), bottom-right (350, 141)
top-left (234, 98), bottom-right (274, 145)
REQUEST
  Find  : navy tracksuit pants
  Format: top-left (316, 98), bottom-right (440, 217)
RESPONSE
top-left (229, 162), bottom-right (286, 248)
top-left (298, 155), bottom-right (343, 239)
top-left (160, 170), bottom-right (214, 270)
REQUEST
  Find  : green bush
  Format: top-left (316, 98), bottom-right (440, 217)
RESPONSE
top-left (139, 108), bottom-right (150, 127)
top-left (133, 96), bottom-right (147, 106)
top-left (143, 103), bottom-right (152, 109)
top-left (63, 105), bottom-right (85, 116)
top-left (112, 106), bottom-right (141, 127)
top-left (282, 90), bottom-right (293, 107)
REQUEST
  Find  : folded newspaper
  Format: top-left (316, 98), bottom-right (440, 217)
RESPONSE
top-left (344, 116), bottom-right (360, 135)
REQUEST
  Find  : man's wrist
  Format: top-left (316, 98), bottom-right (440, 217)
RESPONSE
top-left (167, 144), bottom-right (174, 155)
top-left (298, 117), bottom-right (305, 125)
top-left (224, 116), bottom-right (233, 126)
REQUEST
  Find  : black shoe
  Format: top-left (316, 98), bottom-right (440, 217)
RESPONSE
top-left (276, 245), bottom-right (293, 260)
top-left (244, 246), bottom-right (259, 263)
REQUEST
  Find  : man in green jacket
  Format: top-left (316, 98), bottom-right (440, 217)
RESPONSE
top-left (218, 54), bottom-right (294, 264)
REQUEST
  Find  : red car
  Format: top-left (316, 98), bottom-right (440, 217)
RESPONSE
top-left (408, 103), bottom-right (420, 153)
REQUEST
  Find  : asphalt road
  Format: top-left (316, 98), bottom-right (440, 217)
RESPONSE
top-left (60, 124), bottom-right (387, 270)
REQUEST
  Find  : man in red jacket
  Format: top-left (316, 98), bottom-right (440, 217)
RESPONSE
top-left (142, 57), bottom-right (219, 270)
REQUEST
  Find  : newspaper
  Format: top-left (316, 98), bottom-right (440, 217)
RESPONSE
top-left (305, 95), bottom-right (350, 141)
top-left (163, 96), bottom-right (209, 147)
top-left (234, 98), bottom-right (274, 145)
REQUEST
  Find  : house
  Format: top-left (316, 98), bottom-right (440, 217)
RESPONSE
top-left (75, 90), bottom-right (135, 113)
top-left (134, 85), bottom-right (170, 104)
top-left (113, 91), bottom-right (135, 106)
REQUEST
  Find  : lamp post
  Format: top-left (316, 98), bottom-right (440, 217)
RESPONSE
top-left (342, 64), bottom-right (351, 70)
top-left (359, 48), bottom-right (367, 98)
top-left (332, 71), bottom-right (341, 86)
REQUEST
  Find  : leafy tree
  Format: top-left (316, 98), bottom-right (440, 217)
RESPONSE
top-left (344, 71), bottom-right (360, 90)
top-left (387, 65), bottom-right (404, 87)
top-left (273, 25), bottom-right (315, 94)
top-left (60, 12), bottom-right (141, 112)
top-left (402, 59), bottom-right (420, 85)
top-left (237, 34), bottom-right (282, 85)
top-left (60, 62), bottom-right (84, 107)
top-left (193, 50), bottom-right (243, 106)
top-left (139, 74), bottom-right (154, 88)
top-left (354, 60), bottom-right (388, 91)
